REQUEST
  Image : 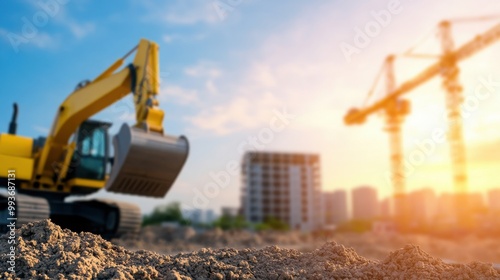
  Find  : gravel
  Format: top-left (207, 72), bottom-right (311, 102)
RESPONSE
top-left (1, 220), bottom-right (499, 279)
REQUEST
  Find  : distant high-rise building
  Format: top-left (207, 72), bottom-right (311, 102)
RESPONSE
top-left (467, 192), bottom-right (486, 212)
top-left (352, 186), bottom-right (378, 220)
top-left (379, 197), bottom-right (392, 218)
top-left (408, 188), bottom-right (437, 224)
top-left (435, 193), bottom-right (457, 224)
top-left (435, 192), bottom-right (486, 225)
top-left (182, 209), bottom-right (203, 224)
top-left (488, 189), bottom-right (500, 211)
top-left (241, 152), bottom-right (322, 232)
top-left (183, 209), bottom-right (219, 224)
top-left (323, 190), bottom-right (348, 225)
top-left (221, 207), bottom-right (239, 218)
top-left (205, 209), bottom-right (216, 224)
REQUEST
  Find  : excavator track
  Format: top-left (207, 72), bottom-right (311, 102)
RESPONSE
top-left (96, 199), bottom-right (141, 239)
top-left (0, 193), bottom-right (50, 231)
top-left (0, 193), bottom-right (140, 239)
top-left (48, 198), bottom-right (141, 240)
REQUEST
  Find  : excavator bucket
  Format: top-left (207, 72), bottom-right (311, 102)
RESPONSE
top-left (105, 123), bottom-right (189, 197)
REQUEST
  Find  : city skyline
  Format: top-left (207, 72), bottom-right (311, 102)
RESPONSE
top-left (2, 0), bottom-right (500, 215)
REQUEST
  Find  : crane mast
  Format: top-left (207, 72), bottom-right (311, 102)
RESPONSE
top-left (384, 55), bottom-right (405, 196)
top-left (383, 55), bottom-right (410, 226)
top-left (439, 21), bottom-right (470, 226)
top-left (439, 21), bottom-right (468, 195)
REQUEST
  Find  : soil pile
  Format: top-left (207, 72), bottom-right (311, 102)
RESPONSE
top-left (1, 220), bottom-right (499, 279)
top-left (117, 225), bottom-right (307, 254)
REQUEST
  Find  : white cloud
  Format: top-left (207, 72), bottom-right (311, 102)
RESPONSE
top-left (161, 33), bottom-right (208, 44)
top-left (140, 0), bottom-right (220, 25)
top-left (249, 63), bottom-right (276, 88)
top-left (182, 19), bottom-right (347, 135)
top-left (187, 91), bottom-right (281, 135)
top-left (205, 80), bottom-right (217, 94)
top-left (33, 125), bottom-right (49, 134)
top-left (162, 34), bottom-right (173, 43)
top-left (30, 32), bottom-right (59, 49)
top-left (117, 111), bottom-right (136, 122)
top-left (26, 0), bottom-right (96, 40)
top-left (184, 62), bottom-right (222, 94)
top-left (0, 1), bottom-right (95, 52)
top-left (184, 63), bottom-right (221, 78)
top-left (66, 21), bottom-right (95, 39)
top-left (48, 4), bottom-right (95, 40)
top-left (160, 85), bottom-right (200, 105)
top-left (0, 28), bottom-right (59, 51)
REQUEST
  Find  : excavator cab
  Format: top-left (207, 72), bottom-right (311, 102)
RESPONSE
top-left (66, 120), bottom-right (111, 182)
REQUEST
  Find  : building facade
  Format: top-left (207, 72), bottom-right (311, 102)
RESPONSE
top-left (221, 207), bottom-right (239, 218)
top-left (488, 189), bottom-right (500, 211)
top-left (408, 188), bottom-right (437, 225)
top-left (323, 190), bottom-right (348, 226)
top-left (241, 152), bottom-right (322, 232)
top-left (352, 186), bottom-right (378, 220)
top-left (379, 197), bottom-right (392, 218)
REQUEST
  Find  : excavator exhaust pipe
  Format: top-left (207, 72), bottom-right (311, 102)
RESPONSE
top-left (105, 123), bottom-right (189, 197)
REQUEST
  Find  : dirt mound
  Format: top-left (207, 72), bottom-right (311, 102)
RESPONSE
top-left (117, 225), bottom-right (307, 254)
top-left (1, 220), bottom-right (499, 279)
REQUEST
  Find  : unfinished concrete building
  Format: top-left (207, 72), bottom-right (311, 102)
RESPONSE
top-left (241, 152), bottom-right (322, 232)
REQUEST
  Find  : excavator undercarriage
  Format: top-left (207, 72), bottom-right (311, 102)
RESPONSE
top-left (0, 193), bottom-right (141, 239)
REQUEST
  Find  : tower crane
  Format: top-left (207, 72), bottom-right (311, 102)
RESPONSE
top-left (344, 20), bottom-right (500, 224)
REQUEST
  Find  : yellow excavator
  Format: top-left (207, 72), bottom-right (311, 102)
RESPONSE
top-left (0, 39), bottom-right (189, 239)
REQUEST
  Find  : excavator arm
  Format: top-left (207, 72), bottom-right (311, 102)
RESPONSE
top-left (32, 39), bottom-right (189, 197)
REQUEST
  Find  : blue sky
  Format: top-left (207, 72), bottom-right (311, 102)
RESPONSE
top-left (2, 0), bottom-right (500, 215)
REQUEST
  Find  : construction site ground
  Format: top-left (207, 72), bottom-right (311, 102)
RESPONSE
top-left (1, 220), bottom-right (499, 279)
top-left (118, 224), bottom-right (500, 264)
